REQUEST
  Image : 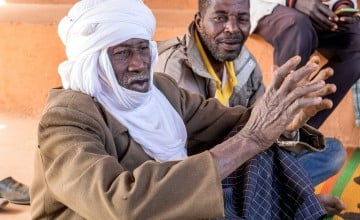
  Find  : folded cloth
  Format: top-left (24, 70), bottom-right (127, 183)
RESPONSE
top-left (352, 79), bottom-right (360, 127)
top-left (0, 177), bottom-right (30, 205)
top-left (232, 147), bottom-right (326, 219)
top-left (219, 123), bottom-right (326, 219)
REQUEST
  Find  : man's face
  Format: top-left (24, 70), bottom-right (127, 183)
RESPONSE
top-left (195, 0), bottom-right (250, 62)
top-left (108, 38), bottom-right (152, 93)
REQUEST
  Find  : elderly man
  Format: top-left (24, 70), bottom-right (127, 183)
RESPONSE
top-left (31, 0), bottom-right (336, 219)
top-left (155, 0), bottom-right (346, 214)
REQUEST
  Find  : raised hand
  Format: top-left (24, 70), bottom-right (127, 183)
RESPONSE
top-left (239, 56), bottom-right (328, 150)
top-left (286, 56), bottom-right (336, 132)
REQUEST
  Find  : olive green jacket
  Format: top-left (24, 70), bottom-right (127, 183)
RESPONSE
top-left (155, 22), bottom-right (265, 108)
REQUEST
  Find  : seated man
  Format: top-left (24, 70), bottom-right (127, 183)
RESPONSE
top-left (154, 0), bottom-right (346, 214)
top-left (250, 0), bottom-right (360, 128)
top-left (31, 0), bottom-right (337, 219)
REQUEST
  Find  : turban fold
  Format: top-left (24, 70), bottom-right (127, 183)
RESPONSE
top-left (58, 0), bottom-right (157, 96)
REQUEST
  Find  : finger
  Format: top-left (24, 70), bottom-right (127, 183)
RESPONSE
top-left (303, 56), bottom-right (322, 82)
top-left (317, 99), bottom-right (334, 110)
top-left (339, 16), bottom-right (355, 23)
top-left (270, 56), bottom-right (301, 89)
top-left (282, 80), bottom-right (326, 109)
top-left (310, 67), bottom-right (334, 81)
top-left (317, 5), bottom-right (338, 29)
top-left (312, 21), bottom-right (327, 31)
top-left (311, 14), bottom-right (336, 30)
top-left (303, 99), bottom-right (334, 118)
top-left (318, 3), bottom-right (336, 18)
top-left (310, 8), bottom-right (337, 31)
top-left (286, 96), bottom-right (324, 121)
top-left (307, 84), bottom-right (336, 98)
top-left (278, 62), bottom-right (319, 94)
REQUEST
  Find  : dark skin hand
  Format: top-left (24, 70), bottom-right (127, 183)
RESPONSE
top-left (210, 56), bottom-right (330, 179)
top-left (295, 0), bottom-right (338, 31)
top-left (336, 5), bottom-right (360, 31)
top-left (286, 56), bottom-right (336, 132)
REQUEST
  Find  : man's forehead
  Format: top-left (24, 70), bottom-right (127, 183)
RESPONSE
top-left (112, 38), bottom-right (149, 48)
top-left (208, 0), bottom-right (249, 12)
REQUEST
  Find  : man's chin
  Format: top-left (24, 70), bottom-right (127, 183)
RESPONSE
top-left (217, 54), bottom-right (239, 62)
top-left (216, 49), bottom-right (241, 62)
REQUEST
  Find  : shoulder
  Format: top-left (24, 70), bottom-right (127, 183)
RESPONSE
top-left (153, 73), bottom-right (180, 94)
top-left (45, 88), bottom-right (98, 112)
top-left (155, 36), bottom-right (187, 77)
top-left (41, 88), bottom-right (103, 125)
top-left (233, 46), bottom-right (262, 79)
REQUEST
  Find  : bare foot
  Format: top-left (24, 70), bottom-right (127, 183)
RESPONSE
top-left (316, 194), bottom-right (345, 216)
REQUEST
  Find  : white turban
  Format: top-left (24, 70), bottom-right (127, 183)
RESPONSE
top-left (57, 0), bottom-right (188, 162)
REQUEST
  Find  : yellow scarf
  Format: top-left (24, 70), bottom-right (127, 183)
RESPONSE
top-left (194, 31), bottom-right (237, 106)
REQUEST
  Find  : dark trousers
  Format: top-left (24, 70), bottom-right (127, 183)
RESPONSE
top-left (217, 124), bottom-right (326, 219)
top-left (255, 5), bottom-right (360, 128)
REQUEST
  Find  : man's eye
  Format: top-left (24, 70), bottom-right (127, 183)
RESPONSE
top-left (141, 46), bottom-right (149, 51)
top-left (214, 16), bottom-right (227, 22)
top-left (115, 50), bottom-right (130, 59)
top-left (238, 16), bottom-right (250, 23)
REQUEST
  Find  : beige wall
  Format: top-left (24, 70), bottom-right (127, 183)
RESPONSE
top-left (0, 1), bottom-right (359, 147)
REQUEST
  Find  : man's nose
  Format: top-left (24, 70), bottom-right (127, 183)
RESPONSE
top-left (128, 51), bottom-right (146, 72)
top-left (224, 17), bottom-right (240, 33)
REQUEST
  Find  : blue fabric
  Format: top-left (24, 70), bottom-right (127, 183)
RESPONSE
top-left (220, 147), bottom-right (326, 220)
top-left (218, 123), bottom-right (328, 219)
top-left (295, 137), bottom-right (346, 186)
top-left (352, 80), bottom-right (360, 127)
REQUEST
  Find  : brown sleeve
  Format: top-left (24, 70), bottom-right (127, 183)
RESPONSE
top-left (37, 101), bottom-right (224, 219)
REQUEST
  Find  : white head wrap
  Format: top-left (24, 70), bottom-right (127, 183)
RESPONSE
top-left (58, 0), bottom-right (188, 162)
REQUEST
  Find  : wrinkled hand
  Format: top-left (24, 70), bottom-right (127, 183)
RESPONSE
top-left (295, 0), bottom-right (338, 31)
top-left (238, 56), bottom-right (328, 150)
top-left (286, 56), bottom-right (336, 132)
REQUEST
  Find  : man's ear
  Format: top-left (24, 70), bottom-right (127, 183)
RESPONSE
top-left (194, 12), bottom-right (202, 30)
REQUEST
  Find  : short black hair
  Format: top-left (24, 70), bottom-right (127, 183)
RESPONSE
top-left (198, 0), bottom-right (212, 14)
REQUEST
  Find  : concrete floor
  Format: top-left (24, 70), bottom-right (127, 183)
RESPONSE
top-left (0, 113), bottom-right (38, 219)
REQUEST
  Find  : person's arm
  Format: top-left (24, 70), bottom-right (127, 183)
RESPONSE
top-left (37, 98), bottom-right (224, 219)
top-left (210, 56), bottom-right (330, 179)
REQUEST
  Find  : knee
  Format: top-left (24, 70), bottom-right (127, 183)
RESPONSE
top-left (281, 12), bottom-right (317, 45)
